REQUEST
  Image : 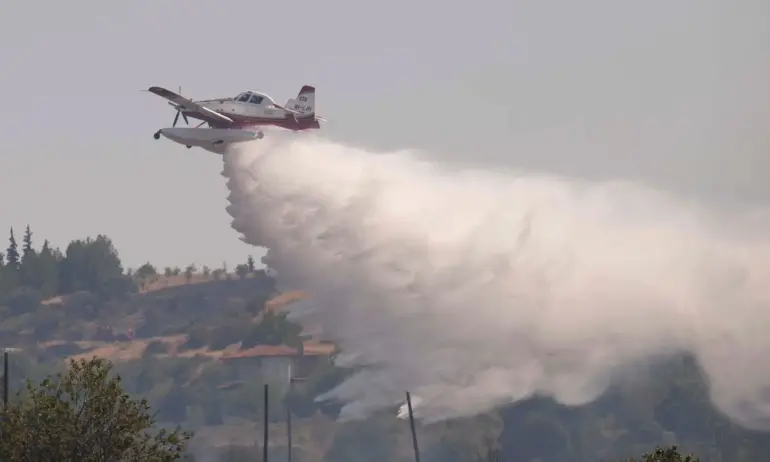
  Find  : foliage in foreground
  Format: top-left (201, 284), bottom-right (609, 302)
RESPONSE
top-left (473, 444), bottom-right (699, 462)
top-left (0, 357), bottom-right (193, 461)
top-left (626, 445), bottom-right (700, 462)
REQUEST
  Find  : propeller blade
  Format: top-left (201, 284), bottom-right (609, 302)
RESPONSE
top-left (173, 111), bottom-right (180, 127)
top-left (182, 113), bottom-right (189, 125)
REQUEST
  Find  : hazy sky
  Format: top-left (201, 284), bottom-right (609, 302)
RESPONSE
top-left (0, 0), bottom-right (767, 269)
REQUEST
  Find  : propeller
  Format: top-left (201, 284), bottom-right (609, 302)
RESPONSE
top-left (172, 85), bottom-right (190, 128)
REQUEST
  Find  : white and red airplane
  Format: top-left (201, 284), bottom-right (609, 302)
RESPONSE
top-left (148, 85), bottom-right (325, 153)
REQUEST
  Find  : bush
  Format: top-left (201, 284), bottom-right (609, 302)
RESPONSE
top-left (181, 326), bottom-right (209, 351)
top-left (0, 357), bottom-right (193, 460)
top-left (208, 323), bottom-right (251, 351)
top-left (623, 445), bottom-right (700, 462)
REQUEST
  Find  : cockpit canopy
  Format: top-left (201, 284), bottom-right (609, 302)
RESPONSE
top-left (233, 91), bottom-right (275, 106)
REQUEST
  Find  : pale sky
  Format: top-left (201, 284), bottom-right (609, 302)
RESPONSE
top-left (1, 0), bottom-right (768, 270)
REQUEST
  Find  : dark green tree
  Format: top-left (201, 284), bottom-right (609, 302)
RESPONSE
top-left (0, 252), bottom-right (8, 294)
top-left (22, 224), bottom-right (33, 257)
top-left (184, 264), bottom-right (196, 284)
top-left (135, 262), bottom-right (157, 281)
top-left (620, 445), bottom-right (700, 462)
top-left (235, 264), bottom-right (249, 280)
top-left (2, 228), bottom-right (20, 292)
top-left (6, 227), bottom-right (19, 269)
top-left (136, 262), bottom-right (157, 290)
top-left (19, 225), bottom-right (39, 289)
top-left (36, 240), bottom-right (61, 298)
top-left (241, 311), bottom-right (302, 348)
top-left (246, 255), bottom-right (255, 273)
top-left (0, 357), bottom-right (193, 461)
top-left (58, 235), bottom-right (130, 296)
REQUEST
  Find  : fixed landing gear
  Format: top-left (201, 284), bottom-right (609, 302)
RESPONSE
top-left (186, 145), bottom-right (192, 149)
top-left (256, 131), bottom-right (265, 140)
top-left (153, 130), bottom-right (161, 140)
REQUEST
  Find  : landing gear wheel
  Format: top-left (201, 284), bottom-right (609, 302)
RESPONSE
top-left (256, 131), bottom-right (265, 140)
top-left (186, 145), bottom-right (192, 149)
top-left (153, 131), bottom-right (160, 140)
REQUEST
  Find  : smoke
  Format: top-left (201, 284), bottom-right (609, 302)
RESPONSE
top-left (222, 133), bottom-right (770, 430)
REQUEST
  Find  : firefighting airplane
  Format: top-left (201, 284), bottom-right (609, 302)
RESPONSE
top-left (148, 84), bottom-right (325, 154)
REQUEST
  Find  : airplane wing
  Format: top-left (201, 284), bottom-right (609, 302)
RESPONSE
top-left (148, 86), bottom-right (234, 125)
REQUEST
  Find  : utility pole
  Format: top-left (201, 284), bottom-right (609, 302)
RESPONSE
top-left (406, 392), bottom-right (421, 462)
top-left (263, 384), bottom-right (269, 462)
top-left (3, 349), bottom-right (8, 409)
top-left (287, 364), bottom-right (292, 462)
top-left (286, 364), bottom-right (308, 462)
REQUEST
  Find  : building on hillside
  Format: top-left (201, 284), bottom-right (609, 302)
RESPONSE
top-left (219, 341), bottom-right (336, 386)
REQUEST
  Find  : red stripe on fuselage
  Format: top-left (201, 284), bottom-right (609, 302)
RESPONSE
top-left (182, 109), bottom-right (320, 131)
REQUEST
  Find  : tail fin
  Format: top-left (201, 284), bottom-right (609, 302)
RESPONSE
top-left (284, 85), bottom-right (315, 117)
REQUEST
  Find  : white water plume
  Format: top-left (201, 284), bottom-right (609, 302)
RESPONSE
top-left (221, 133), bottom-right (770, 430)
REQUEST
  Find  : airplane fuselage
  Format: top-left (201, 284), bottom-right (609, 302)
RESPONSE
top-left (182, 98), bottom-right (321, 130)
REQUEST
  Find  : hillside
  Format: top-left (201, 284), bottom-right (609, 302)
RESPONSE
top-left (33, 275), bottom-right (319, 364)
top-left (2, 227), bottom-right (770, 461)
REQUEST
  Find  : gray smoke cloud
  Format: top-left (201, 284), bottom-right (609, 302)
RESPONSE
top-left (221, 133), bottom-right (770, 429)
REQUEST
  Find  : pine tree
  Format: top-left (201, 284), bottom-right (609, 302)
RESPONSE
top-left (247, 255), bottom-right (255, 273)
top-left (36, 239), bottom-right (60, 297)
top-left (2, 229), bottom-right (20, 292)
top-left (22, 224), bottom-right (33, 257)
top-left (6, 227), bottom-right (19, 269)
top-left (19, 225), bottom-right (39, 289)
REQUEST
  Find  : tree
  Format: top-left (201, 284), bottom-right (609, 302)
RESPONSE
top-left (0, 357), bottom-right (193, 461)
top-left (136, 262), bottom-right (157, 290)
top-left (136, 262), bottom-right (156, 279)
top-left (19, 226), bottom-right (39, 289)
top-left (22, 224), bottom-right (34, 257)
top-left (201, 265), bottom-right (211, 279)
top-left (36, 240), bottom-right (61, 298)
top-left (246, 255), bottom-right (255, 273)
top-left (624, 445), bottom-right (700, 462)
top-left (184, 264), bottom-right (196, 284)
top-left (2, 228), bottom-right (20, 291)
top-left (241, 311), bottom-right (302, 349)
top-left (58, 235), bottom-right (129, 297)
top-left (6, 227), bottom-right (19, 269)
top-left (235, 264), bottom-right (249, 280)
